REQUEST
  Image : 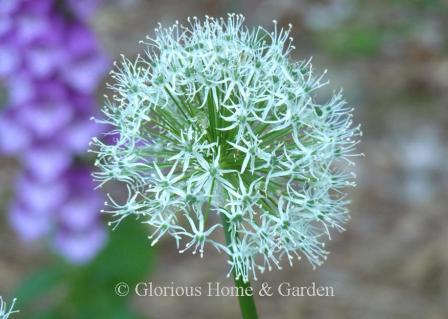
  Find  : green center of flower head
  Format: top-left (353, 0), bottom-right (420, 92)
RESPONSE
top-left (91, 13), bottom-right (362, 282)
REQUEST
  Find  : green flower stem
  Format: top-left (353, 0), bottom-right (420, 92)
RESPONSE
top-left (220, 214), bottom-right (259, 319)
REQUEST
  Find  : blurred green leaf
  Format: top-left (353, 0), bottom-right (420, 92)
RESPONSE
top-left (14, 266), bottom-right (66, 305)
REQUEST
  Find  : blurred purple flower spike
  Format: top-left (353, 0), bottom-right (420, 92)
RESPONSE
top-left (0, 0), bottom-right (108, 263)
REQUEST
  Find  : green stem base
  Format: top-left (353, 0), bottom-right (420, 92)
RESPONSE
top-left (221, 214), bottom-right (259, 319)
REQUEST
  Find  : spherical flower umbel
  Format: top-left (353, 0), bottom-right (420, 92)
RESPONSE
top-left (92, 14), bottom-right (362, 282)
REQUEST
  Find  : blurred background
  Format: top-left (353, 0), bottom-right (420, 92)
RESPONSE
top-left (1, 0), bottom-right (447, 318)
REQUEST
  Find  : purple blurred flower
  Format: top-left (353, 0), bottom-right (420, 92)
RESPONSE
top-left (0, 0), bottom-right (108, 263)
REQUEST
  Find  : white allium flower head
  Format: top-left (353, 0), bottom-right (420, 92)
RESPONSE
top-left (91, 13), bottom-right (362, 282)
top-left (0, 297), bottom-right (18, 319)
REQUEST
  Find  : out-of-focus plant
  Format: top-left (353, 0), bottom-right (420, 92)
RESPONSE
top-left (0, 0), bottom-right (108, 263)
top-left (92, 14), bottom-right (361, 318)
